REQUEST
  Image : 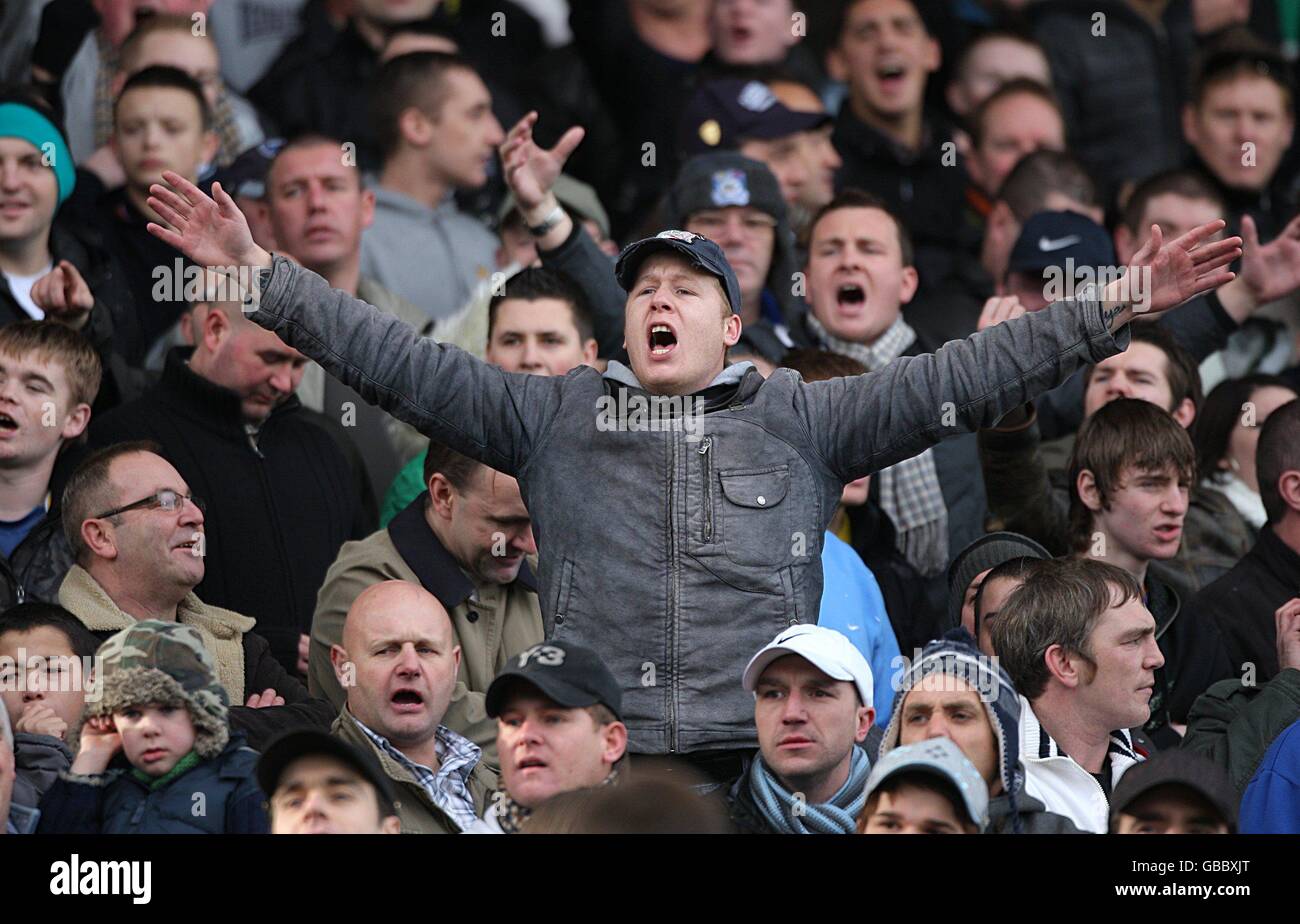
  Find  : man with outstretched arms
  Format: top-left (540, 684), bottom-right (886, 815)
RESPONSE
top-left (142, 169), bottom-right (1239, 772)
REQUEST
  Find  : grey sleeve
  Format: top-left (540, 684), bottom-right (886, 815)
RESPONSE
top-left (1033, 292), bottom-right (1236, 441)
top-left (249, 256), bottom-right (567, 476)
top-left (796, 294), bottom-right (1129, 482)
top-left (539, 224), bottom-right (626, 358)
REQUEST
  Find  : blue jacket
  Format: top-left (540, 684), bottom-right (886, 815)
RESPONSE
top-left (818, 532), bottom-right (900, 723)
top-left (1240, 718), bottom-right (1300, 833)
top-left (36, 737), bottom-right (268, 834)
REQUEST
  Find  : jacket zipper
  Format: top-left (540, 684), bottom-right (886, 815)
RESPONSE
top-left (668, 434), bottom-right (680, 754)
top-left (697, 437), bottom-right (713, 543)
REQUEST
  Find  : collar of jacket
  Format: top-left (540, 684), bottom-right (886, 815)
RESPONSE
top-left (332, 707), bottom-right (465, 828)
top-left (1019, 694), bottom-right (1141, 766)
top-left (156, 346), bottom-right (301, 438)
top-left (832, 106), bottom-right (947, 167)
top-left (369, 183), bottom-right (462, 221)
top-left (602, 359), bottom-right (757, 395)
top-left (1142, 567), bottom-right (1180, 640)
top-left (1256, 524), bottom-right (1300, 585)
top-left (57, 564), bottom-right (254, 700)
top-left (387, 492), bottom-right (538, 609)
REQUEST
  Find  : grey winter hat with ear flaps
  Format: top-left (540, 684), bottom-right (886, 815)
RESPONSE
top-left (73, 620), bottom-right (230, 760)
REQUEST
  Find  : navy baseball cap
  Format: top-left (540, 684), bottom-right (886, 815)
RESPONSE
top-left (485, 640), bottom-right (623, 720)
top-left (681, 78), bottom-right (830, 156)
top-left (257, 729), bottom-right (398, 818)
top-left (207, 138), bottom-right (285, 200)
top-left (1008, 210), bottom-right (1116, 276)
top-left (615, 229), bottom-right (743, 315)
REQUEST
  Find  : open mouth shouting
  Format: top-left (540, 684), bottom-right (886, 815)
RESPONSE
top-left (389, 687), bottom-right (426, 715)
top-left (515, 754), bottom-right (549, 774)
top-left (648, 322), bottom-right (679, 358)
top-left (874, 62), bottom-right (909, 96)
top-left (834, 282), bottom-right (868, 316)
top-left (0, 410), bottom-right (18, 436)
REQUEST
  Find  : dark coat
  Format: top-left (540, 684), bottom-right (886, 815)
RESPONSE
top-left (36, 736), bottom-right (268, 834)
top-left (89, 348), bottom-right (365, 671)
top-left (0, 446), bottom-right (85, 609)
top-left (1183, 525), bottom-right (1300, 685)
top-left (1182, 668), bottom-right (1300, 794)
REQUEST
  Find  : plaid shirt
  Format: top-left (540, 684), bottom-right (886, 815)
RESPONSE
top-left (353, 715), bottom-right (481, 832)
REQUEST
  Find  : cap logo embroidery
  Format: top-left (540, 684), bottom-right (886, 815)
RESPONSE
top-left (711, 169), bottom-right (750, 207)
top-left (738, 81), bottom-right (777, 112)
top-left (1038, 235), bottom-right (1082, 252)
top-left (517, 644), bottom-right (565, 668)
top-left (657, 229), bottom-right (699, 243)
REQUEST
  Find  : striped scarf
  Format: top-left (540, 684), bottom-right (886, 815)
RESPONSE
top-left (746, 746), bottom-right (870, 834)
top-left (805, 314), bottom-right (950, 576)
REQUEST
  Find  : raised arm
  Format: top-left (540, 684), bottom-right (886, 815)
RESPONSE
top-left (797, 220), bottom-right (1241, 481)
top-left (145, 172), bottom-right (565, 475)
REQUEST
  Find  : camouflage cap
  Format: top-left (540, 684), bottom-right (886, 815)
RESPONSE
top-left (80, 620), bottom-right (231, 760)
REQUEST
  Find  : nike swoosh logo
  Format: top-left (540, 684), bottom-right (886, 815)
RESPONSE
top-left (1038, 235), bottom-right (1082, 252)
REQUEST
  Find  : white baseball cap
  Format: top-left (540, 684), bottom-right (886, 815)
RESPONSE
top-left (742, 624), bottom-right (874, 709)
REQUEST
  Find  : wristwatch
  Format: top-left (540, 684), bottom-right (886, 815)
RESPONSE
top-left (528, 205), bottom-right (565, 238)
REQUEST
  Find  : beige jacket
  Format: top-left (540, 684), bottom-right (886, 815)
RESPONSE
top-left (309, 502), bottom-right (543, 764)
top-left (58, 564), bottom-right (254, 702)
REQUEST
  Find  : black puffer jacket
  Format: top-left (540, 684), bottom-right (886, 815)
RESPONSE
top-left (0, 448), bottom-right (83, 609)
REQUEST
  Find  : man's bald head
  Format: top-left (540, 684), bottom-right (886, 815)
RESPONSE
top-left (332, 580), bottom-right (462, 749)
top-left (342, 580), bottom-right (454, 654)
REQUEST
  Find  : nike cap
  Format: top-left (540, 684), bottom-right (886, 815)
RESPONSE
top-left (1007, 210), bottom-right (1116, 277)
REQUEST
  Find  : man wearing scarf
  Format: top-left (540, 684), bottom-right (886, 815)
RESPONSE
top-left (723, 624), bottom-right (875, 834)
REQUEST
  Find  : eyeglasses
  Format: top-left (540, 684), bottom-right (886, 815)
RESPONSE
top-left (93, 489), bottom-right (205, 520)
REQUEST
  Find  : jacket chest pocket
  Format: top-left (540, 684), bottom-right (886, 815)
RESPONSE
top-left (717, 465), bottom-right (794, 567)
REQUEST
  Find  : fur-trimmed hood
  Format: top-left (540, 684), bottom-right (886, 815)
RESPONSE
top-left (73, 620), bottom-right (230, 760)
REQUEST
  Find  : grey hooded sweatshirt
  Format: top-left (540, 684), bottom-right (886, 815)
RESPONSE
top-left (247, 255), bottom-right (1128, 754)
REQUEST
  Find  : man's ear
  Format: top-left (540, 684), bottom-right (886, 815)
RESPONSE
top-left (60, 403), bottom-right (91, 441)
top-left (200, 303), bottom-right (231, 354)
top-left (360, 187), bottom-right (376, 231)
top-left (1278, 469), bottom-right (1300, 515)
top-left (580, 338), bottom-right (599, 367)
top-left (603, 720), bottom-right (629, 765)
top-left (1171, 397), bottom-right (1196, 430)
top-left (380, 815), bottom-right (402, 834)
top-left (722, 311), bottom-right (743, 348)
top-left (855, 704), bottom-right (876, 743)
top-left (329, 643), bottom-right (351, 684)
top-left (1077, 468), bottom-right (1103, 513)
top-left (427, 473), bottom-right (455, 520)
top-left (898, 265), bottom-right (920, 306)
top-left (924, 36), bottom-right (941, 73)
top-left (1043, 643), bottom-right (1082, 689)
top-left (399, 107), bottom-right (433, 148)
top-left (80, 517), bottom-right (118, 563)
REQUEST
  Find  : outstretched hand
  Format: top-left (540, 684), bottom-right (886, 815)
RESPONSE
top-left (145, 171), bottom-right (271, 277)
top-left (1105, 219), bottom-right (1241, 326)
top-left (500, 111), bottom-right (584, 211)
